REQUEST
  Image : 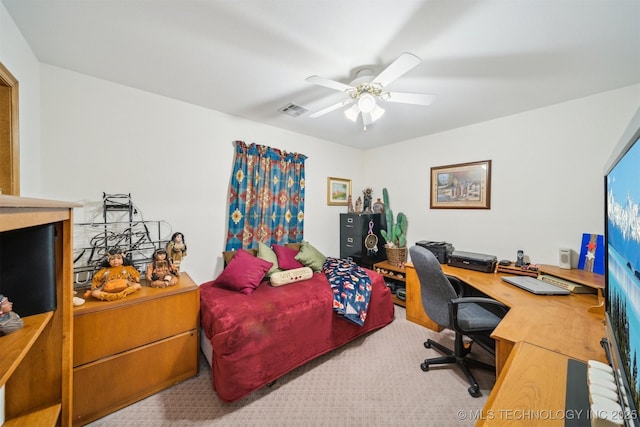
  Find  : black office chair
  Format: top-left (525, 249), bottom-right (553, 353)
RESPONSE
top-left (409, 245), bottom-right (508, 397)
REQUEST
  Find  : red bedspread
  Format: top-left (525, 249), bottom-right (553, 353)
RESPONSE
top-left (200, 269), bottom-right (394, 402)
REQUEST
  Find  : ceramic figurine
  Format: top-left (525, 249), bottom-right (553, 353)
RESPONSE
top-left (166, 232), bottom-right (187, 271)
top-left (84, 249), bottom-right (141, 301)
top-left (146, 249), bottom-right (178, 288)
top-left (362, 188), bottom-right (373, 213)
top-left (355, 196), bottom-right (362, 213)
top-left (0, 294), bottom-right (24, 336)
top-left (373, 197), bottom-right (385, 214)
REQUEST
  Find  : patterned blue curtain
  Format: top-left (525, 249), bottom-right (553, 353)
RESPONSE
top-left (225, 141), bottom-right (306, 251)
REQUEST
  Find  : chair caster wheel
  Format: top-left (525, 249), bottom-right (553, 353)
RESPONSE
top-left (468, 385), bottom-right (481, 397)
top-left (424, 341), bottom-right (432, 349)
top-left (420, 362), bottom-right (430, 372)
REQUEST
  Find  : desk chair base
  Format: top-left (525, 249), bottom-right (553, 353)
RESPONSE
top-left (420, 338), bottom-right (495, 398)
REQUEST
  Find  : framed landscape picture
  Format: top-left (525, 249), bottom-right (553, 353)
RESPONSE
top-left (327, 177), bottom-right (351, 206)
top-left (430, 160), bottom-right (492, 209)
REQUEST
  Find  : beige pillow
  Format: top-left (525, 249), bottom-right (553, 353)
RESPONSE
top-left (269, 266), bottom-right (313, 287)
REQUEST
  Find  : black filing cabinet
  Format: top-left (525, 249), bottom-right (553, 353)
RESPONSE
top-left (340, 213), bottom-right (386, 269)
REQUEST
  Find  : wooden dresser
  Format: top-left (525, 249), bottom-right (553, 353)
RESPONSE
top-left (72, 273), bottom-right (199, 426)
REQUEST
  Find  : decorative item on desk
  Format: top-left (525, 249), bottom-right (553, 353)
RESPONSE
top-left (578, 233), bottom-right (604, 274)
top-left (496, 259), bottom-right (540, 277)
top-left (362, 187), bottom-right (373, 213)
top-left (380, 188), bottom-right (408, 267)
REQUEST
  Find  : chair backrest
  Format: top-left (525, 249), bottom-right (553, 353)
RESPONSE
top-left (409, 245), bottom-right (458, 328)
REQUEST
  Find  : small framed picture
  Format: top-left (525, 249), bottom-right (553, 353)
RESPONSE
top-left (327, 177), bottom-right (351, 206)
top-left (430, 160), bottom-right (492, 209)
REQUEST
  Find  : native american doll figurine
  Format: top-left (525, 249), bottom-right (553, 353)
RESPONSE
top-left (146, 249), bottom-right (178, 288)
top-left (166, 232), bottom-right (187, 271)
top-left (85, 249), bottom-right (141, 301)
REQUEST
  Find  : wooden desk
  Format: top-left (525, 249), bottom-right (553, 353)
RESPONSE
top-left (477, 342), bottom-right (579, 426)
top-left (404, 263), bottom-right (607, 425)
top-left (405, 263), bottom-right (606, 375)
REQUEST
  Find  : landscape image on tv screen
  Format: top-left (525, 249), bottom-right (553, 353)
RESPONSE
top-left (607, 135), bottom-right (640, 413)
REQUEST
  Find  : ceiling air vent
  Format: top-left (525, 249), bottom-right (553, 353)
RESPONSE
top-left (279, 103), bottom-right (308, 118)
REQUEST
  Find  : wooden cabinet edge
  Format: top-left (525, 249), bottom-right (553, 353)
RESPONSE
top-left (2, 403), bottom-right (61, 427)
top-left (0, 312), bottom-right (54, 386)
top-left (1, 197), bottom-right (75, 426)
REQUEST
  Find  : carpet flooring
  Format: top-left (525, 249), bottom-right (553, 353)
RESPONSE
top-left (87, 306), bottom-right (495, 426)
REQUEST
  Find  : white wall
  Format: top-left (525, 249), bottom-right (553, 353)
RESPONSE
top-left (0, 2), bottom-right (41, 194)
top-left (3, 0), bottom-right (639, 281)
top-left (39, 65), bottom-right (365, 284)
top-left (365, 84), bottom-right (640, 266)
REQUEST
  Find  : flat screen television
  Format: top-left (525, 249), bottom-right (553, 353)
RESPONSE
top-left (604, 106), bottom-right (640, 426)
top-left (0, 223), bottom-right (57, 317)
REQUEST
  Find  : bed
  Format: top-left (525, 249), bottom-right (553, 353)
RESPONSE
top-left (199, 242), bottom-right (395, 402)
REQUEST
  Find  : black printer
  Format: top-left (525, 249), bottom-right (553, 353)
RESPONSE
top-left (448, 250), bottom-right (497, 273)
top-left (415, 240), bottom-right (454, 264)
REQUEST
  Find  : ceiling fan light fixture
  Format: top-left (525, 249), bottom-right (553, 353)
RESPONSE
top-left (307, 53), bottom-right (434, 131)
top-left (344, 104), bottom-right (360, 122)
top-left (357, 93), bottom-right (376, 113)
top-left (370, 104), bottom-right (385, 122)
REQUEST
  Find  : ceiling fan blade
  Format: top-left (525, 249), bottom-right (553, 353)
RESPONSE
top-left (306, 75), bottom-right (353, 92)
top-left (371, 53), bottom-right (421, 88)
top-left (384, 92), bottom-right (436, 106)
top-left (309, 99), bottom-right (352, 118)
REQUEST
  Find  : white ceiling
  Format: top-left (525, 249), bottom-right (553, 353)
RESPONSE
top-left (3, 0), bottom-right (640, 149)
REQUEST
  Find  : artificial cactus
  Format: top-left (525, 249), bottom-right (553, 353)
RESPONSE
top-left (380, 188), bottom-right (408, 248)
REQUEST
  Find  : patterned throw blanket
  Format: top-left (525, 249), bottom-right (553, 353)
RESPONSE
top-left (322, 257), bottom-right (372, 326)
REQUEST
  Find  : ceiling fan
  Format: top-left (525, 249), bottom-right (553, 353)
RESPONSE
top-left (306, 52), bottom-right (436, 131)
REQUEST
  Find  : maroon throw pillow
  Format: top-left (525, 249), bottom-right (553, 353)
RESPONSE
top-left (272, 244), bottom-right (304, 270)
top-left (215, 249), bottom-right (273, 294)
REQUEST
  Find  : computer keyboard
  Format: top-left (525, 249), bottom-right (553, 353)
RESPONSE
top-left (538, 274), bottom-right (595, 294)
